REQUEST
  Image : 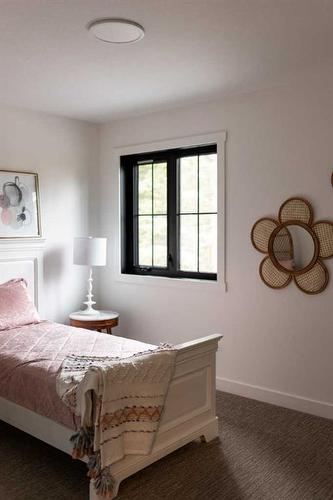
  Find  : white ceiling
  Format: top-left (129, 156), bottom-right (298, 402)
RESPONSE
top-left (1, 0), bottom-right (333, 123)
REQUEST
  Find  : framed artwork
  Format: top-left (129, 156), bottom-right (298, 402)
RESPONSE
top-left (0, 170), bottom-right (41, 238)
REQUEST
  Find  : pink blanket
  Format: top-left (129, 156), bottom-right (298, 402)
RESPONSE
top-left (0, 321), bottom-right (155, 429)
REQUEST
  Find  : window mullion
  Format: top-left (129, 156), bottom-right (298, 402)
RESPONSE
top-left (197, 154), bottom-right (200, 273)
top-left (152, 162), bottom-right (154, 267)
top-left (167, 153), bottom-right (177, 274)
top-left (133, 165), bottom-right (139, 267)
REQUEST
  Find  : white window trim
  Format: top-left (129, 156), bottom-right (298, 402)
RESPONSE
top-left (112, 131), bottom-right (227, 292)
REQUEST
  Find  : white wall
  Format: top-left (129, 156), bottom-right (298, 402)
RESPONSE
top-left (0, 105), bottom-right (99, 322)
top-left (97, 72), bottom-right (333, 418)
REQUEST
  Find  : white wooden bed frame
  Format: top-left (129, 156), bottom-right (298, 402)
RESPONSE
top-left (0, 242), bottom-right (222, 498)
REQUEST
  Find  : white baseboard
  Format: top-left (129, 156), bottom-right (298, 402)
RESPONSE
top-left (216, 376), bottom-right (333, 420)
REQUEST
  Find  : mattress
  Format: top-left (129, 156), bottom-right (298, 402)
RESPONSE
top-left (0, 321), bottom-right (155, 429)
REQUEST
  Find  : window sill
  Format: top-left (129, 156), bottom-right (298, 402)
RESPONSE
top-left (115, 272), bottom-right (227, 292)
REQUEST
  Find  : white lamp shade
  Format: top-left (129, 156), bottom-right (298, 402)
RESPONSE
top-left (73, 237), bottom-right (107, 266)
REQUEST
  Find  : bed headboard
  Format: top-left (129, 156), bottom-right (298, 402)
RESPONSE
top-left (0, 239), bottom-right (45, 311)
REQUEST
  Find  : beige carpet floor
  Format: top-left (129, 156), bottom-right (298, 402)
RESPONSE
top-left (1, 391), bottom-right (333, 500)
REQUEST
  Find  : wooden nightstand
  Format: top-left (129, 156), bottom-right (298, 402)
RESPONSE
top-left (69, 311), bottom-right (119, 334)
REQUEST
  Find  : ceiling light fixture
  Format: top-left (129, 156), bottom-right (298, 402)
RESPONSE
top-left (87, 18), bottom-right (145, 44)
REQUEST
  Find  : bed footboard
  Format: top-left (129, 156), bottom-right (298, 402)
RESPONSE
top-left (91, 333), bottom-right (222, 498)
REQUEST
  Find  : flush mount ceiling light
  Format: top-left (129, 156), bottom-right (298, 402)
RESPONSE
top-left (87, 18), bottom-right (145, 44)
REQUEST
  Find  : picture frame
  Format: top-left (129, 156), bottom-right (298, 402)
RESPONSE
top-left (0, 170), bottom-right (41, 239)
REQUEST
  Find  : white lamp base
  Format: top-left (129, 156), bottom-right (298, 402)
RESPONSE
top-left (80, 268), bottom-right (100, 316)
top-left (79, 306), bottom-right (100, 316)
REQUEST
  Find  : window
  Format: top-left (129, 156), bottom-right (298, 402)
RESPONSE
top-left (121, 144), bottom-right (217, 280)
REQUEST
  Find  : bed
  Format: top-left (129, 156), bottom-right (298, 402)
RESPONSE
top-left (0, 243), bottom-right (222, 499)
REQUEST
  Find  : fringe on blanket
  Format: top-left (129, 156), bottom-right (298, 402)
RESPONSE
top-left (70, 426), bottom-right (94, 459)
top-left (71, 427), bottom-right (115, 498)
top-left (93, 464), bottom-right (115, 499)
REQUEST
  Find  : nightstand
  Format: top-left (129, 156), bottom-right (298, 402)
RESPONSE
top-left (69, 311), bottom-right (119, 334)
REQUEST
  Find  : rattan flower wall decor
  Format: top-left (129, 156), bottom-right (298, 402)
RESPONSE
top-left (251, 197), bottom-right (333, 294)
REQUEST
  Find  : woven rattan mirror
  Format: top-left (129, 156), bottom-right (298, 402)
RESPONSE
top-left (251, 197), bottom-right (333, 294)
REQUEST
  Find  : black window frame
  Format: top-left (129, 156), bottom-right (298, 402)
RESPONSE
top-left (121, 143), bottom-right (217, 281)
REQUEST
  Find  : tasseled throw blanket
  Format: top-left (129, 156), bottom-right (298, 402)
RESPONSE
top-left (56, 344), bottom-right (176, 498)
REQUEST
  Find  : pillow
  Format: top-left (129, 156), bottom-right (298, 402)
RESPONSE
top-left (0, 278), bottom-right (40, 331)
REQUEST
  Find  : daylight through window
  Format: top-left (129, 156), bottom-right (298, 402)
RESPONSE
top-left (121, 144), bottom-right (217, 280)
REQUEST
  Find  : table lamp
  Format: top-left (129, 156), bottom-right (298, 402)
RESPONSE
top-left (73, 236), bottom-right (107, 315)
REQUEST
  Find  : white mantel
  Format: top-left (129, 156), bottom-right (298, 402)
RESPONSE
top-left (0, 238), bottom-right (46, 252)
